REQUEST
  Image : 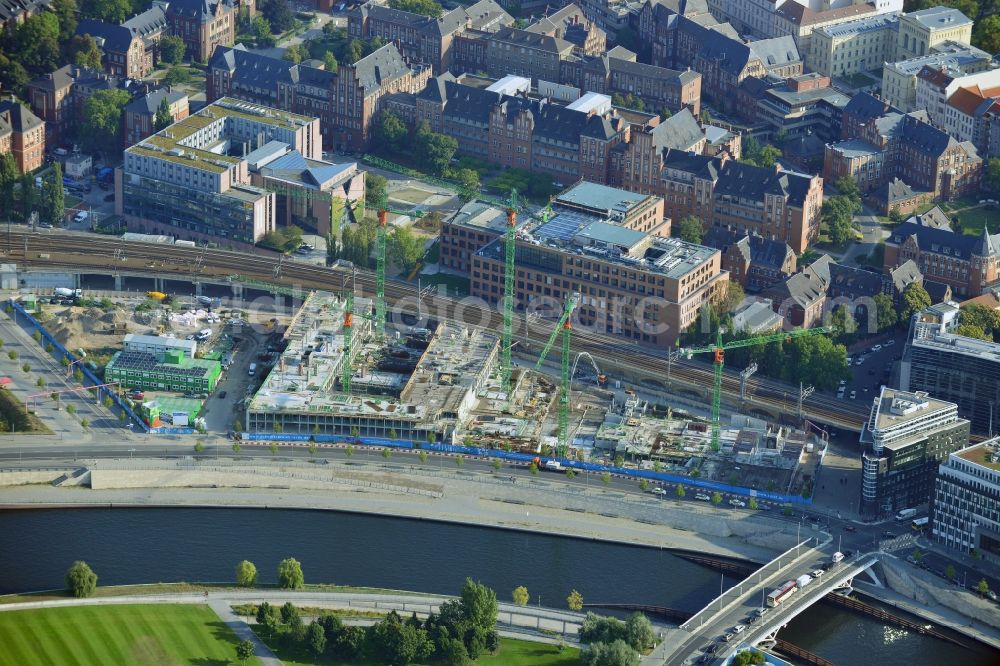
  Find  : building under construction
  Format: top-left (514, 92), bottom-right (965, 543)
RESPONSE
top-left (245, 291), bottom-right (503, 441)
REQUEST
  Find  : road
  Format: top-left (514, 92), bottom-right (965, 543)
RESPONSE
top-left (0, 229), bottom-right (871, 432)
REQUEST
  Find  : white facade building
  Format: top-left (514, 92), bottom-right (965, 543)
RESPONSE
top-left (932, 438), bottom-right (1000, 566)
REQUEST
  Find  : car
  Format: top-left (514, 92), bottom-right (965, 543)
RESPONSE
top-left (651, 487), bottom-right (667, 496)
top-left (845, 525), bottom-right (856, 532)
top-left (723, 633), bottom-right (734, 643)
top-left (72, 211), bottom-right (89, 223)
top-left (695, 493), bottom-right (711, 501)
top-left (39, 222), bottom-right (53, 229)
top-left (128, 391), bottom-right (144, 400)
top-left (846, 357), bottom-right (853, 366)
top-left (756, 608), bottom-right (769, 617)
top-left (218, 391), bottom-right (227, 399)
top-left (732, 624), bottom-right (746, 634)
top-left (871, 344), bottom-right (883, 352)
top-left (729, 499), bottom-right (746, 507)
top-left (838, 379), bottom-right (847, 387)
top-left (811, 569), bottom-right (825, 578)
top-left (849, 390), bottom-right (857, 399)
top-left (855, 356), bottom-right (865, 365)
top-left (987, 590), bottom-right (998, 601)
top-left (886, 339), bottom-right (896, 346)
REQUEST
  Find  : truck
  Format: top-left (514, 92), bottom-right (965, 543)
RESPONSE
top-left (796, 574), bottom-right (812, 589)
top-left (543, 460), bottom-right (563, 472)
top-left (895, 508), bottom-right (918, 521)
top-left (54, 287), bottom-right (82, 298)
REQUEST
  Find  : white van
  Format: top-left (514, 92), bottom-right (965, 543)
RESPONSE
top-left (832, 551), bottom-right (844, 563)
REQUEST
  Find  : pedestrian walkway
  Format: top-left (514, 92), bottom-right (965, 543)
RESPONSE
top-left (207, 598), bottom-right (282, 666)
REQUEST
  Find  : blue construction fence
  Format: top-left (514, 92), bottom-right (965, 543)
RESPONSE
top-left (245, 432), bottom-right (813, 505)
top-left (7, 299), bottom-right (152, 433)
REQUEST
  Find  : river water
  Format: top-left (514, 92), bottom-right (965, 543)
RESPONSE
top-left (1, 508), bottom-right (995, 663)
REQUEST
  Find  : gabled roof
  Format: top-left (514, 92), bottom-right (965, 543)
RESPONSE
top-left (888, 221), bottom-right (1000, 260)
top-left (890, 260), bottom-right (922, 293)
top-left (208, 45), bottom-right (298, 88)
top-left (695, 27), bottom-right (757, 76)
top-left (651, 108), bottom-right (704, 152)
top-left (464, 0), bottom-right (512, 31)
top-left (899, 114), bottom-right (954, 157)
top-left (28, 64), bottom-right (75, 92)
top-left (76, 18), bottom-right (136, 53)
top-left (350, 44), bottom-right (414, 95)
top-left (749, 35), bottom-right (801, 69)
top-left (0, 99), bottom-right (43, 133)
top-left (773, 0), bottom-right (876, 27)
top-left (843, 91), bottom-right (895, 123)
top-left (490, 27), bottom-right (572, 54)
top-left (828, 262), bottom-right (886, 298)
top-left (167, 0), bottom-right (233, 23)
top-left (905, 205), bottom-right (951, 230)
top-left (703, 227), bottom-right (793, 270)
top-left (123, 5), bottom-right (168, 40)
top-left (0, 0), bottom-right (52, 23)
top-left (125, 88), bottom-right (187, 115)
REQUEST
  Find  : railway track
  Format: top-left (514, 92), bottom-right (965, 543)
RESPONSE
top-left (2, 230), bottom-right (869, 430)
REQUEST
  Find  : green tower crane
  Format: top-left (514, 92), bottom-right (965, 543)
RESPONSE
top-left (368, 193), bottom-right (424, 341)
top-left (341, 291), bottom-right (354, 394)
top-left (534, 293), bottom-right (580, 457)
top-left (681, 326), bottom-right (834, 450)
top-left (500, 189), bottom-right (518, 398)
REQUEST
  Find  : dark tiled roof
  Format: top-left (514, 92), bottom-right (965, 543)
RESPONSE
top-left (350, 44), bottom-right (413, 95)
top-left (76, 19), bottom-right (136, 53)
top-left (709, 159), bottom-right (815, 207)
top-left (491, 27), bottom-right (572, 54)
top-left (608, 56), bottom-right (686, 82)
top-left (167, 0), bottom-right (233, 23)
top-left (899, 114), bottom-right (953, 157)
top-left (843, 92), bottom-right (895, 122)
top-left (652, 108), bottom-right (703, 151)
top-left (695, 26), bottom-right (757, 76)
top-left (749, 36), bottom-right (801, 69)
top-left (123, 5), bottom-right (168, 39)
top-left (829, 262), bottom-right (886, 298)
top-left (125, 88), bottom-right (187, 115)
top-left (923, 280), bottom-right (952, 304)
top-left (703, 227), bottom-right (793, 269)
top-left (0, 0), bottom-right (52, 23)
top-left (28, 64), bottom-right (75, 92)
top-left (209, 46), bottom-right (297, 87)
top-left (888, 221), bottom-right (1000, 259)
top-left (890, 260), bottom-right (922, 293)
top-left (436, 79), bottom-right (501, 124)
top-left (0, 99), bottom-right (43, 133)
top-left (465, 0), bottom-right (512, 30)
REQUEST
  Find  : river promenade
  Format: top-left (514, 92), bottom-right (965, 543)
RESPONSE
top-left (0, 457), bottom-right (813, 562)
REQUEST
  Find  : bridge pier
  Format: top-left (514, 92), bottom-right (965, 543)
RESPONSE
top-left (194, 281), bottom-right (203, 296)
top-left (154, 277), bottom-right (164, 292)
top-left (231, 283), bottom-right (244, 301)
top-left (114, 275), bottom-right (123, 291)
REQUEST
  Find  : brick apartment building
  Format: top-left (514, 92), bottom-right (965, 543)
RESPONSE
top-left (0, 98), bottom-right (45, 173)
top-left (208, 44), bottom-right (430, 152)
top-left (703, 227), bottom-right (796, 293)
top-left (75, 19), bottom-right (154, 79)
top-left (166, 0), bottom-right (238, 62)
top-left (385, 76), bottom-right (629, 185)
top-left (347, 0), bottom-right (512, 74)
top-left (884, 223), bottom-right (1000, 298)
top-left (123, 88), bottom-right (189, 148)
top-left (611, 147), bottom-right (824, 254)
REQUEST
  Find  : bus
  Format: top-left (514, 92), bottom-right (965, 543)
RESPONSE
top-left (248, 362), bottom-right (257, 377)
top-left (912, 517), bottom-right (929, 530)
top-left (766, 580), bottom-right (798, 607)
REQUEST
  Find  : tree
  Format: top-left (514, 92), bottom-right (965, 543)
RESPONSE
top-left (14, 12), bottom-right (61, 75)
top-left (80, 418), bottom-right (90, 428)
top-left (756, 144), bottom-right (782, 168)
top-left (388, 225), bottom-right (425, 275)
top-left (455, 455), bottom-right (464, 468)
top-left (959, 303), bottom-right (1000, 340)
top-left (418, 450), bottom-right (428, 463)
top-left (675, 484), bottom-right (685, 498)
top-left (42, 162), bottom-right (64, 227)
top-left (567, 589), bottom-right (583, 611)
top-left (163, 66), bottom-right (192, 86)
top-left (277, 557), bottom-right (305, 589)
top-left (677, 215), bottom-right (703, 244)
top-left (459, 578), bottom-right (498, 633)
top-left (956, 323), bottom-right (991, 341)
top-left (912, 548), bottom-right (923, 564)
top-left (323, 51), bottom-right (339, 72)
top-left (451, 168), bottom-right (480, 197)
top-left (581, 639), bottom-right (640, 666)
top-left (0, 152), bottom-right (18, 220)
top-left (414, 121), bottom-right (457, 175)
top-left (280, 601), bottom-right (300, 625)
top-left (901, 282), bottom-right (932, 321)
top-left (830, 303), bottom-right (857, 337)
top-left (977, 578), bottom-right (989, 598)
top-left (66, 34), bottom-right (103, 70)
top-left (873, 293), bottom-right (897, 332)
top-left (388, 0), bottom-right (443, 17)
top-left (252, 15), bottom-right (274, 47)
top-left (52, 0), bottom-right (77, 41)
top-left (512, 585), bottom-right (529, 606)
top-left (0, 54), bottom-right (29, 97)
top-left (711, 491), bottom-right (722, 505)
top-left (235, 639), bottom-right (255, 665)
top-left (235, 560), bottom-right (257, 587)
top-left (374, 109), bottom-right (408, 152)
top-left (81, 89), bottom-right (131, 153)
top-left (945, 564), bottom-right (956, 581)
top-left (748, 497), bottom-right (758, 510)
top-left (159, 35), bottom-right (185, 65)
top-left (346, 38), bottom-right (364, 63)
top-left (154, 97), bottom-right (173, 132)
top-left (601, 472), bottom-right (611, 485)
top-left (81, 0), bottom-right (131, 22)
top-left (66, 561), bottom-right (97, 598)
top-left (307, 620), bottom-right (327, 655)
top-left (259, 0), bottom-right (296, 32)
top-left (624, 612), bottom-right (654, 651)
top-left (36, 377), bottom-right (46, 388)
top-left (639, 479), bottom-right (650, 492)
top-left (366, 173), bottom-right (388, 206)
top-left (714, 280), bottom-right (745, 315)
top-left (367, 610), bottom-right (432, 665)
top-left (974, 14), bottom-right (1000, 54)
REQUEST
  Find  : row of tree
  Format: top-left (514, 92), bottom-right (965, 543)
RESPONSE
top-left (822, 176), bottom-right (863, 245)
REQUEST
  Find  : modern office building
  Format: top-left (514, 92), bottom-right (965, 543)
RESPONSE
top-left (471, 216), bottom-right (727, 348)
top-left (901, 302), bottom-right (1000, 435)
top-left (116, 97), bottom-right (329, 248)
top-left (860, 386), bottom-right (970, 519)
top-left (932, 438), bottom-right (1000, 566)
top-left (105, 349), bottom-right (222, 393)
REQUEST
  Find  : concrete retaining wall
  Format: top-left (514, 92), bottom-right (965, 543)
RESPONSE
top-left (0, 470), bottom-right (68, 486)
top-left (881, 557), bottom-right (1000, 630)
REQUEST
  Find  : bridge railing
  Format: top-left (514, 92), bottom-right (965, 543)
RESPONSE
top-left (680, 539), bottom-right (814, 631)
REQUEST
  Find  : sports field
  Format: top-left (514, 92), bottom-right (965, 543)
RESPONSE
top-left (0, 604), bottom-right (258, 666)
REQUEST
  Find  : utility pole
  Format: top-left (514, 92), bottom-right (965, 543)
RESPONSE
top-left (798, 382), bottom-right (814, 422)
top-left (740, 363), bottom-right (758, 400)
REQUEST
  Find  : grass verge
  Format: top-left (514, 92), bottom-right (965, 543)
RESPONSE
top-left (0, 603), bottom-right (259, 666)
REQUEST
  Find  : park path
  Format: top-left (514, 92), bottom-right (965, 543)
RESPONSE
top-left (207, 598), bottom-right (283, 666)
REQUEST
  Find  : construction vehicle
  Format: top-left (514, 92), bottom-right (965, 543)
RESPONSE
top-left (680, 326), bottom-right (833, 449)
top-left (146, 291), bottom-right (168, 301)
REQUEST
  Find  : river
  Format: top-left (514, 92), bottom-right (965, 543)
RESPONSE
top-left (1, 508), bottom-right (995, 664)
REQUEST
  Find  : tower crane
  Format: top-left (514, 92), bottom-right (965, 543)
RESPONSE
top-left (680, 326), bottom-right (834, 450)
top-left (534, 293), bottom-right (580, 457)
top-left (500, 189), bottom-right (518, 398)
top-left (368, 190), bottom-right (424, 341)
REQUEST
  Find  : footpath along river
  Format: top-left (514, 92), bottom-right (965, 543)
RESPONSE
top-left (0, 507), bottom-right (995, 663)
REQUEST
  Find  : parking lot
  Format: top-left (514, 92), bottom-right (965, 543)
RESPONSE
top-left (833, 328), bottom-right (909, 404)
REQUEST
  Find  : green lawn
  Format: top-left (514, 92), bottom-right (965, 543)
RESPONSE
top-left (951, 205), bottom-right (999, 236)
top-left (264, 633), bottom-right (578, 666)
top-left (0, 604), bottom-right (259, 666)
